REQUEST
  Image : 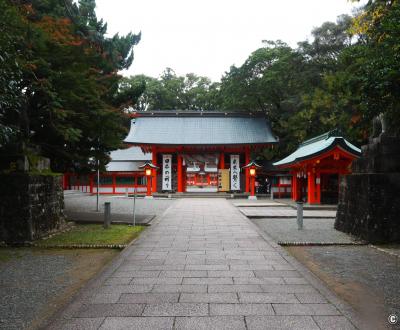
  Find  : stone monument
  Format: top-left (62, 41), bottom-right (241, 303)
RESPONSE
top-left (335, 114), bottom-right (400, 243)
top-left (0, 148), bottom-right (65, 244)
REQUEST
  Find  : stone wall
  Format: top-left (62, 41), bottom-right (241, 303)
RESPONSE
top-left (335, 135), bottom-right (400, 243)
top-left (0, 174), bottom-right (65, 244)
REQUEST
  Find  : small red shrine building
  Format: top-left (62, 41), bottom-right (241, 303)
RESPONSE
top-left (124, 111), bottom-right (278, 194)
top-left (273, 130), bottom-right (361, 204)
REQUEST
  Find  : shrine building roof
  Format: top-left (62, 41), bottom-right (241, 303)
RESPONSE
top-left (106, 147), bottom-right (151, 172)
top-left (273, 130), bottom-right (361, 167)
top-left (124, 111), bottom-right (278, 146)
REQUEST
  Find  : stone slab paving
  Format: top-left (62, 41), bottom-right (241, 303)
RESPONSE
top-left (47, 198), bottom-right (361, 330)
top-left (251, 217), bottom-right (359, 244)
top-left (64, 191), bottom-right (174, 220)
top-left (239, 206), bottom-right (337, 218)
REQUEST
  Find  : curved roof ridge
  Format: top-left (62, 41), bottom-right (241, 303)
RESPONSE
top-left (299, 129), bottom-right (342, 147)
top-left (130, 110), bottom-right (267, 118)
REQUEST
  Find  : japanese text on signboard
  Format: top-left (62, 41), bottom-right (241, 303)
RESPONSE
top-left (230, 155), bottom-right (240, 191)
top-left (162, 154), bottom-right (172, 191)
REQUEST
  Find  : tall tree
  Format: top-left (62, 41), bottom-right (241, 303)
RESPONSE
top-left (294, 14), bottom-right (364, 144)
top-left (0, 1), bottom-right (27, 148)
top-left (343, 0), bottom-right (400, 134)
top-left (0, 0), bottom-right (141, 172)
top-left (123, 69), bottom-right (220, 111)
top-left (218, 41), bottom-right (313, 158)
top-left (217, 16), bottom-right (367, 160)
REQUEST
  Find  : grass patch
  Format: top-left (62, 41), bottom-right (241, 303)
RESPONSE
top-left (0, 249), bottom-right (23, 264)
top-left (37, 224), bottom-right (145, 246)
top-left (0, 250), bottom-right (13, 263)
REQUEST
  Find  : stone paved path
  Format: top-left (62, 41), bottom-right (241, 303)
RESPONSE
top-left (64, 191), bottom-right (174, 217)
top-left (48, 199), bottom-right (359, 330)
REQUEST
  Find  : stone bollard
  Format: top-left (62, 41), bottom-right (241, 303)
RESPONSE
top-left (296, 201), bottom-right (303, 230)
top-left (271, 189), bottom-right (274, 200)
top-left (104, 202), bottom-right (111, 229)
top-left (125, 187), bottom-right (129, 197)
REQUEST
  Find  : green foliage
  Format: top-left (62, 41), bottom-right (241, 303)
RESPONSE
top-left (216, 14), bottom-right (372, 160)
top-left (294, 14), bottom-right (366, 146)
top-left (0, 1), bottom-right (26, 147)
top-left (3, 0), bottom-right (398, 171)
top-left (124, 68), bottom-right (221, 111)
top-left (37, 224), bottom-right (145, 246)
top-left (219, 41), bottom-right (312, 157)
top-left (0, 0), bottom-right (141, 172)
top-left (0, 249), bottom-right (24, 263)
top-left (340, 0), bottom-right (400, 134)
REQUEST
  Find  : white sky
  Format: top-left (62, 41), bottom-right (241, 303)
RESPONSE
top-left (95, 0), bottom-right (366, 82)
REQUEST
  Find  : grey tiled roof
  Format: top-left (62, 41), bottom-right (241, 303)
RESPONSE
top-left (124, 112), bottom-right (277, 145)
top-left (106, 161), bottom-right (147, 172)
top-left (106, 147), bottom-right (151, 172)
top-left (108, 147), bottom-right (151, 161)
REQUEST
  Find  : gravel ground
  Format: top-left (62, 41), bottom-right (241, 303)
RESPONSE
top-left (0, 248), bottom-right (117, 330)
top-left (250, 217), bottom-right (359, 244)
top-left (285, 245), bottom-right (400, 329)
top-left (64, 191), bottom-right (175, 218)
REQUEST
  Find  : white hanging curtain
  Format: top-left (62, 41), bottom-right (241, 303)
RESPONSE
top-left (182, 153), bottom-right (219, 173)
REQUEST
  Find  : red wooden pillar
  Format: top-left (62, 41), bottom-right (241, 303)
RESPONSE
top-left (63, 174), bottom-right (68, 190)
top-left (307, 171), bottom-right (316, 204)
top-left (245, 147), bottom-right (250, 193)
top-left (152, 147), bottom-right (157, 193)
top-left (177, 154), bottom-right (183, 192)
top-left (219, 152), bottom-right (225, 169)
top-left (316, 172), bottom-right (321, 204)
top-left (291, 174), bottom-right (296, 201)
top-left (146, 175), bottom-right (152, 197)
top-left (250, 175), bottom-right (255, 197)
top-left (278, 179), bottom-right (282, 198)
top-left (112, 173), bottom-right (116, 194)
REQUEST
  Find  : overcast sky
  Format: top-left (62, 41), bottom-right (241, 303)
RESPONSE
top-left (95, 0), bottom-right (366, 82)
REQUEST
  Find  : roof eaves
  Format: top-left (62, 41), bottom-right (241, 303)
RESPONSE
top-left (125, 141), bottom-right (278, 146)
top-left (274, 138), bottom-right (361, 168)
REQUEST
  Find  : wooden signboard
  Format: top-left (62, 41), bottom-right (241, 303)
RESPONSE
top-left (162, 154), bottom-right (172, 191)
top-left (218, 169), bottom-right (230, 192)
top-left (230, 155), bottom-right (240, 191)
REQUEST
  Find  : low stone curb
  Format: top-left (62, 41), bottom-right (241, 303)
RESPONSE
top-left (0, 242), bottom-right (127, 249)
top-left (33, 243), bottom-right (127, 249)
top-left (244, 214), bottom-right (336, 219)
top-left (278, 241), bottom-right (367, 246)
top-left (370, 244), bottom-right (400, 259)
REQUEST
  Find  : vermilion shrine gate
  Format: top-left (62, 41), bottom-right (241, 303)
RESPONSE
top-left (124, 111), bottom-right (277, 195)
top-left (274, 130), bottom-right (361, 204)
